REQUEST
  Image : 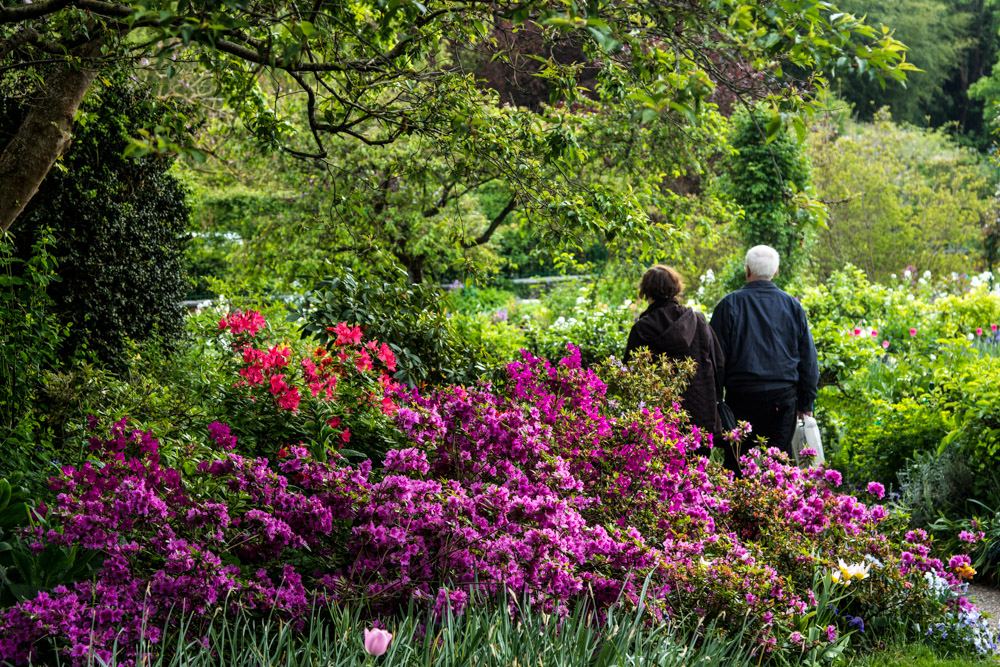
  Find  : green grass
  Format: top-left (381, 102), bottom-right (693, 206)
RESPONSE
top-left (851, 643), bottom-right (1000, 667)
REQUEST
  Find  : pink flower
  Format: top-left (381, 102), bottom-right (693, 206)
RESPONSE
top-left (276, 387), bottom-right (300, 412)
top-left (881, 340), bottom-right (890, 350)
top-left (853, 328), bottom-right (861, 336)
top-left (866, 482), bottom-right (885, 499)
top-left (355, 350), bottom-right (373, 373)
top-left (789, 631), bottom-right (804, 645)
top-left (341, 428), bottom-right (351, 443)
top-left (909, 327), bottom-right (917, 337)
top-left (363, 628), bottom-right (392, 656)
top-left (870, 329), bottom-right (878, 337)
top-left (826, 625), bottom-right (837, 642)
top-left (976, 327), bottom-right (984, 337)
top-left (992, 323), bottom-right (998, 333)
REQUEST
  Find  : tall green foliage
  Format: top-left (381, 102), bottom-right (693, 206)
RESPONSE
top-left (0, 233), bottom-right (64, 486)
top-left (724, 110), bottom-right (817, 285)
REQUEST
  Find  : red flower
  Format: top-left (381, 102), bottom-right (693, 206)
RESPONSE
top-left (340, 428), bottom-right (351, 443)
top-left (276, 387), bottom-right (301, 412)
top-left (355, 350), bottom-right (374, 373)
top-left (327, 417), bottom-right (341, 429)
top-left (377, 343), bottom-right (397, 372)
top-left (329, 322), bottom-right (363, 346)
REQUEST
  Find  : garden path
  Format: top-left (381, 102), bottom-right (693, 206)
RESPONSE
top-left (969, 583), bottom-right (1000, 630)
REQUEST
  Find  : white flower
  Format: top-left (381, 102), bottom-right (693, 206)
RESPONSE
top-left (836, 559), bottom-right (870, 582)
top-left (923, 270), bottom-right (932, 279)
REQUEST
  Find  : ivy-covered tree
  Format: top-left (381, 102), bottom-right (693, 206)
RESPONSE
top-left (0, 0), bottom-right (913, 238)
top-left (724, 108), bottom-right (818, 286)
top-left (7, 77), bottom-right (189, 363)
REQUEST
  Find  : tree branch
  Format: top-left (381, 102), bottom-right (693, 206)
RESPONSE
top-left (462, 196), bottom-right (517, 248)
top-left (0, 0), bottom-right (71, 24)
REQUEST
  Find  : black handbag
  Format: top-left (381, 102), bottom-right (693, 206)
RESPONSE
top-left (713, 355), bottom-right (737, 432)
top-left (718, 398), bottom-right (737, 432)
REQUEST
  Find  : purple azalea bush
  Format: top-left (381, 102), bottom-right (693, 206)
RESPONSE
top-left (0, 313), bottom-right (992, 664)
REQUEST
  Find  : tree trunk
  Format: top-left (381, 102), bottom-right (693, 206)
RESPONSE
top-left (0, 38), bottom-right (103, 232)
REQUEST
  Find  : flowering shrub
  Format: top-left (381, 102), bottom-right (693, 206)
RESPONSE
top-left (0, 312), bottom-right (993, 664)
top-left (217, 311), bottom-right (405, 462)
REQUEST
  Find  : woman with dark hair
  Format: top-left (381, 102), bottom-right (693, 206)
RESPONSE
top-left (624, 265), bottom-right (725, 437)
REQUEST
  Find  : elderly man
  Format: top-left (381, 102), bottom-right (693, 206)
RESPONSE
top-left (710, 245), bottom-right (819, 459)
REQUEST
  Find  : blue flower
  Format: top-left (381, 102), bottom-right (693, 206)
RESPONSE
top-left (847, 615), bottom-right (865, 633)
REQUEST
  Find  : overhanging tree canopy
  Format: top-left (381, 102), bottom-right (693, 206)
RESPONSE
top-left (0, 0), bottom-right (915, 233)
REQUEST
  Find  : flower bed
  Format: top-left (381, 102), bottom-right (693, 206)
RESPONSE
top-left (0, 312), bottom-right (994, 664)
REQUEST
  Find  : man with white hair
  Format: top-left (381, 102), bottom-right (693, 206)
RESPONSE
top-left (710, 245), bottom-right (819, 463)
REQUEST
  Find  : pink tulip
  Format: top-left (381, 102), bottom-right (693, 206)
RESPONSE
top-left (881, 340), bottom-right (890, 350)
top-left (870, 329), bottom-right (878, 337)
top-left (364, 628), bottom-right (392, 657)
top-left (977, 327), bottom-right (984, 337)
top-left (909, 328), bottom-right (917, 337)
top-left (853, 328), bottom-right (861, 336)
top-left (992, 323), bottom-right (998, 333)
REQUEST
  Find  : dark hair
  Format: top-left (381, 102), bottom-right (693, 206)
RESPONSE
top-left (638, 265), bottom-right (685, 303)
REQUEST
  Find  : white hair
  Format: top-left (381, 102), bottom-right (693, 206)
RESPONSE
top-left (745, 245), bottom-right (780, 280)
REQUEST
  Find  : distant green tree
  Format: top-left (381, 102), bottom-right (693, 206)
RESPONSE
top-left (832, 0), bottom-right (972, 126)
top-left (831, 0), bottom-right (1000, 140)
top-left (807, 107), bottom-right (994, 281)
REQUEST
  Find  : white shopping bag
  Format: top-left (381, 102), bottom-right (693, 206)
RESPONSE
top-left (791, 415), bottom-right (825, 467)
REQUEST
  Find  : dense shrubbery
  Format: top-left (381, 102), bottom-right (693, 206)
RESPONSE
top-left (798, 267), bottom-right (1000, 581)
top-left (0, 312), bottom-right (993, 665)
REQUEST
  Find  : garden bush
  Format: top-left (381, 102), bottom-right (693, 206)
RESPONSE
top-left (802, 268), bottom-right (1000, 580)
top-left (298, 270), bottom-right (501, 385)
top-left (0, 311), bottom-right (993, 665)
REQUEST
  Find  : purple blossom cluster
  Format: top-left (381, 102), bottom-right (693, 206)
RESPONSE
top-left (0, 324), bottom-right (986, 664)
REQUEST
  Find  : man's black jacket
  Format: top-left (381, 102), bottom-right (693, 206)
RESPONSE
top-left (709, 280), bottom-right (819, 412)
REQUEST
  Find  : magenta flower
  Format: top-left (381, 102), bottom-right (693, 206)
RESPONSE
top-left (976, 327), bottom-right (984, 336)
top-left (853, 327), bottom-right (861, 336)
top-left (866, 482), bottom-right (885, 499)
top-left (909, 327), bottom-right (917, 337)
top-left (881, 340), bottom-right (890, 350)
top-left (826, 625), bottom-right (837, 642)
top-left (992, 323), bottom-right (998, 333)
top-left (364, 628), bottom-right (392, 656)
top-left (870, 329), bottom-right (878, 337)
top-left (958, 530), bottom-right (984, 544)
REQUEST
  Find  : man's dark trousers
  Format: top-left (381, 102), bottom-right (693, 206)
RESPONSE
top-left (726, 385), bottom-right (798, 458)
